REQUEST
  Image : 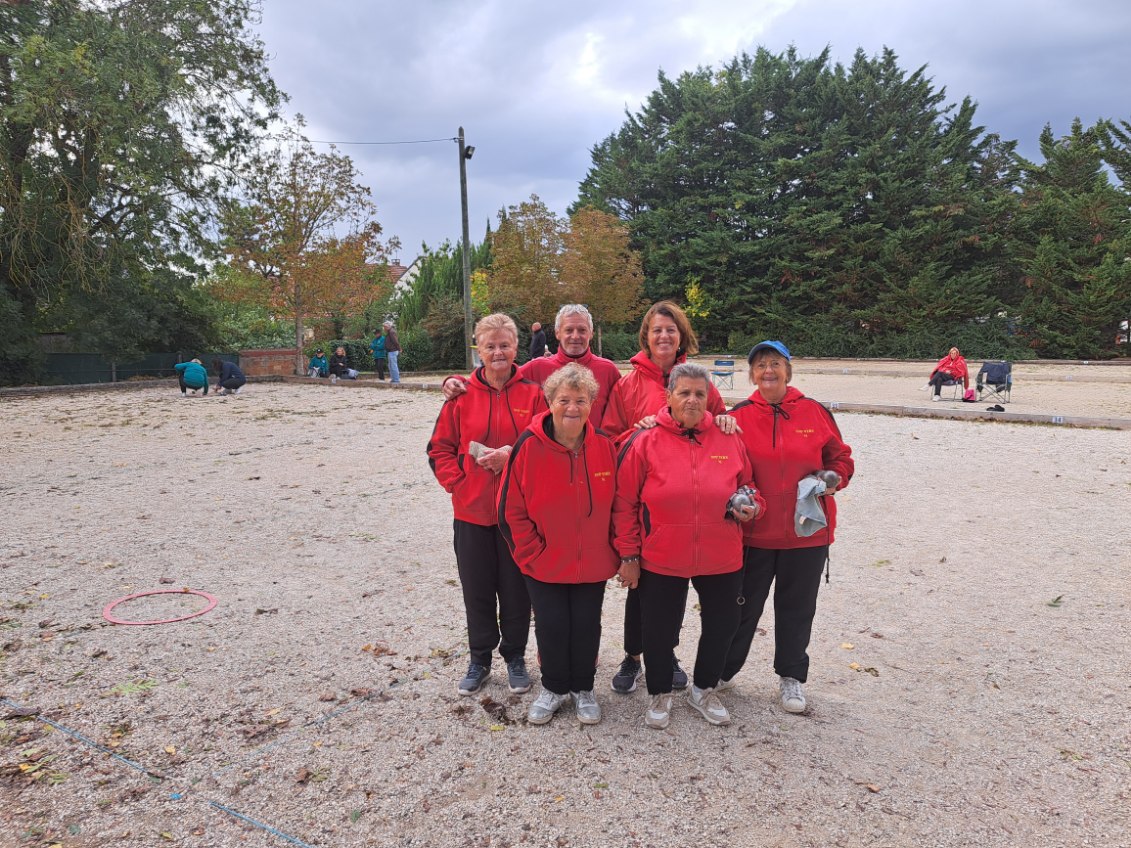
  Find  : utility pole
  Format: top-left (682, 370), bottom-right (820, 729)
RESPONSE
top-left (458, 127), bottom-right (474, 371)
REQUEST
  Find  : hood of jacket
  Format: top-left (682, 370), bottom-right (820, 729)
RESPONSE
top-left (628, 349), bottom-right (687, 388)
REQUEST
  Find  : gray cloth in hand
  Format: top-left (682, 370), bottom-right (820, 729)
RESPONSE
top-left (795, 476), bottom-right (828, 537)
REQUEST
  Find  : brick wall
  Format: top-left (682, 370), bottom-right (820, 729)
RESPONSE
top-left (239, 348), bottom-right (299, 377)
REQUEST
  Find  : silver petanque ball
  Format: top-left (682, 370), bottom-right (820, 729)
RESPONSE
top-left (728, 489), bottom-right (755, 511)
top-left (818, 470), bottom-right (840, 488)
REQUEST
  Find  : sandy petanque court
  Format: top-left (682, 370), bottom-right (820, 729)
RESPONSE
top-left (1, 364), bottom-right (1129, 847)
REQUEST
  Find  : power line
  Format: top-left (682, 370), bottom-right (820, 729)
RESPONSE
top-left (307, 136), bottom-right (456, 146)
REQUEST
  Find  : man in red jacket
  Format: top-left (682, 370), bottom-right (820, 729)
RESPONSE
top-left (443, 304), bottom-right (623, 423)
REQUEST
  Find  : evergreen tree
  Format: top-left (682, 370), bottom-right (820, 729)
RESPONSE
top-left (1009, 120), bottom-right (1131, 358)
top-left (576, 46), bottom-right (1017, 356)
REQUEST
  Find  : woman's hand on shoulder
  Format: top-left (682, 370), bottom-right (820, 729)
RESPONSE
top-left (633, 415), bottom-right (658, 430)
top-left (715, 414), bottom-right (742, 435)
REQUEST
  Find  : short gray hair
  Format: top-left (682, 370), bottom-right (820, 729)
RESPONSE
top-left (667, 362), bottom-right (710, 391)
top-left (554, 304), bottom-right (594, 333)
top-left (542, 363), bottom-right (599, 404)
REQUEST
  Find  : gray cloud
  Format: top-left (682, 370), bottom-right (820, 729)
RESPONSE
top-left (254, 0), bottom-right (1131, 259)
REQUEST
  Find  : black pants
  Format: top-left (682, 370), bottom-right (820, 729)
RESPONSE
top-left (638, 569), bottom-right (743, 695)
top-left (929, 372), bottom-right (960, 396)
top-left (178, 375), bottom-right (207, 395)
top-left (374, 358), bottom-right (387, 380)
top-left (524, 577), bottom-right (605, 695)
top-left (623, 586), bottom-right (686, 657)
top-left (220, 375), bottom-right (246, 391)
top-left (452, 520), bottom-right (531, 667)
top-left (721, 545), bottom-right (827, 683)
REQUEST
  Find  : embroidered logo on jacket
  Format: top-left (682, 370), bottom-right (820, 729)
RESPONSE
top-left (709, 455), bottom-right (730, 463)
top-left (593, 470), bottom-right (612, 480)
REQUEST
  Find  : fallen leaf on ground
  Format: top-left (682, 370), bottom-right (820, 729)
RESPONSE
top-left (362, 642), bottom-right (396, 657)
top-left (840, 643), bottom-right (855, 650)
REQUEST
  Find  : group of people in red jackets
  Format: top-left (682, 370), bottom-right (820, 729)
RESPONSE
top-left (428, 302), bottom-right (854, 729)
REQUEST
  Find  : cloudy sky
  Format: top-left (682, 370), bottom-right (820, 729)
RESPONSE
top-left (254, 0), bottom-right (1131, 263)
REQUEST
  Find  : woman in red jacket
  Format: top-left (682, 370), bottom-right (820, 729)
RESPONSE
top-left (613, 363), bottom-right (762, 729)
top-left (720, 341), bottom-right (855, 715)
top-left (926, 346), bottom-right (969, 400)
top-left (427, 314), bottom-right (547, 698)
top-left (498, 364), bottom-right (618, 725)
top-left (601, 301), bottom-right (728, 696)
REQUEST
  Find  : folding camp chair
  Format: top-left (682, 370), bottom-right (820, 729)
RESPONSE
top-left (936, 375), bottom-right (966, 400)
top-left (711, 359), bottom-right (735, 390)
top-left (976, 361), bottom-right (1012, 403)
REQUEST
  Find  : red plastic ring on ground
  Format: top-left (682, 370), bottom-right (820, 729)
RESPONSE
top-left (102, 589), bottom-right (218, 625)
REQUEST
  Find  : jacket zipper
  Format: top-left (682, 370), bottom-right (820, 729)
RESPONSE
top-left (690, 435), bottom-right (700, 574)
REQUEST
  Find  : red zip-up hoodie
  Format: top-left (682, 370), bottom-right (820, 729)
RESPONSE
top-left (497, 411), bottom-right (618, 583)
top-left (601, 351), bottom-right (725, 442)
top-left (520, 348), bottom-right (623, 424)
top-left (729, 386), bottom-right (854, 549)
top-left (613, 407), bottom-right (755, 578)
top-left (427, 366), bottom-right (546, 526)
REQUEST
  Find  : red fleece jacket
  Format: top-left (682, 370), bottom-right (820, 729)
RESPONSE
top-left (729, 386), bottom-right (854, 549)
top-left (427, 366), bottom-right (547, 526)
top-left (497, 412), bottom-right (618, 583)
top-left (519, 348), bottom-right (623, 424)
top-left (613, 407), bottom-right (755, 578)
top-left (601, 351), bottom-right (725, 442)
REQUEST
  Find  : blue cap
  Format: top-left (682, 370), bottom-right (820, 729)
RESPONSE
top-left (747, 340), bottom-right (791, 363)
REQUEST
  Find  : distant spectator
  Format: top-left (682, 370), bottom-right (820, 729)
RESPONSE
top-left (329, 346), bottom-right (350, 384)
top-left (925, 346), bottom-right (969, 401)
top-left (213, 359), bottom-right (246, 396)
top-left (308, 349), bottom-right (328, 378)
top-left (383, 321), bottom-right (401, 384)
top-left (174, 358), bottom-right (208, 396)
top-left (369, 329), bottom-right (388, 381)
top-left (529, 321), bottom-right (547, 359)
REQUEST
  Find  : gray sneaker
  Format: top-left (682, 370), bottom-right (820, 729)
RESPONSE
top-left (457, 663), bottom-right (490, 696)
top-left (687, 685), bottom-right (731, 725)
top-left (780, 676), bottom-right (807, 713)
top-left (715, 676), bottom-right (736, 692)
top-left (506, 657), bottom-right (532, 694)
top-left (573, 690), bottom-right (601, 725)
top-left (527, 688), bottom-right (569, 725)
top-left (644, 693), bottom-right (673, 729)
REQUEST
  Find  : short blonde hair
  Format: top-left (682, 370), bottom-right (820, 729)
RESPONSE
top-left (474, 313), bottom-right (518, 345)
top-left (543, 363), bottom-right (599, 405)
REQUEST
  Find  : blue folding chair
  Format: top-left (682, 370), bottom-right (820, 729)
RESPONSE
top-left (711, 359), bottom-right (735, 390)
top-left (976, 361), bottom-right (1012, 403)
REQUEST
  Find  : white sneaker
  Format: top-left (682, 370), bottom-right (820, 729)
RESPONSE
top-left (527, 688), bottom-right (569, 725)
top-left (780, 676), bottom-right (807, 713)
top-left (573, 690), bottom-right (601, 725)
top-left (688, 685), bottom-right (731, 725)
top-left (932, 395), bottom-right (941, 402)
top-left (715, 676), bottom-right (736, 693)
top-left (644, 693), bottom-right (672, 729)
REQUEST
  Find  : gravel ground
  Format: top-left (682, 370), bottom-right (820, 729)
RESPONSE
top-left (1, 376), bottom-right (1129, 848)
